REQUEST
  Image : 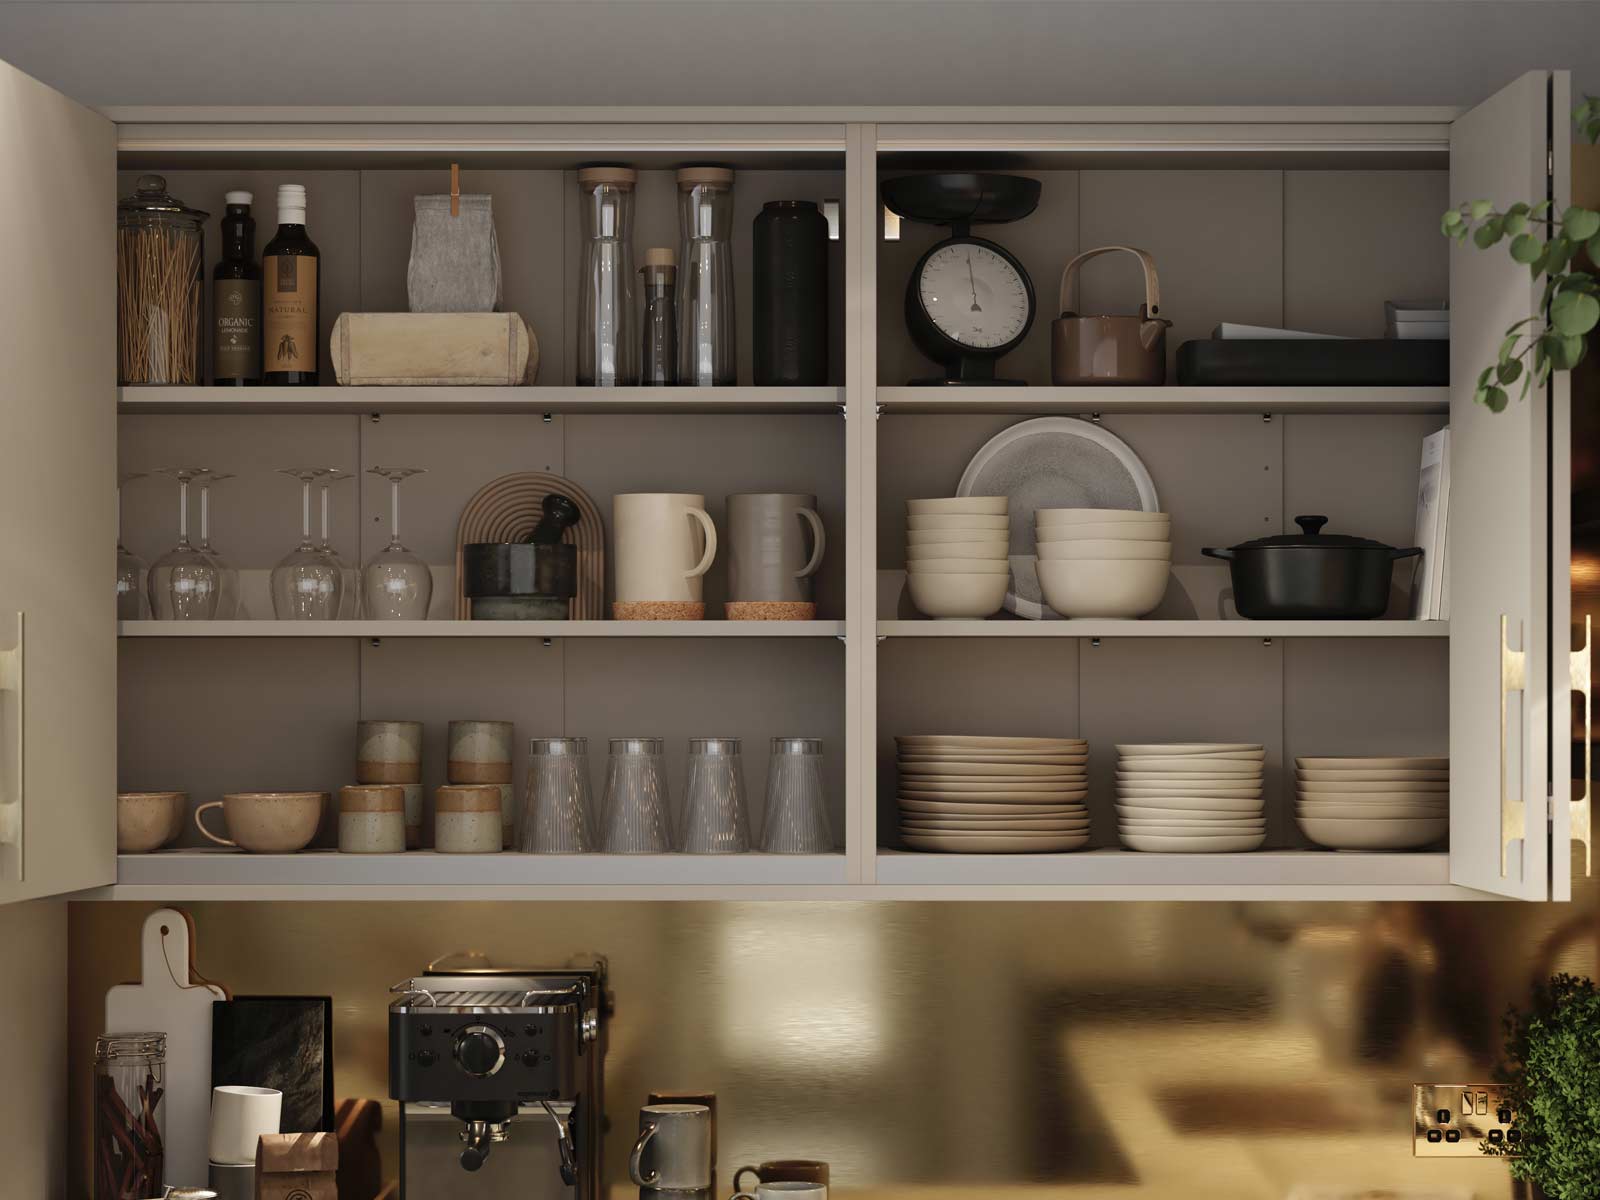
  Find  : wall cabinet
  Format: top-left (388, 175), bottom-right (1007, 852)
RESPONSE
top-left (0, 63), bottom-right (1586, 905)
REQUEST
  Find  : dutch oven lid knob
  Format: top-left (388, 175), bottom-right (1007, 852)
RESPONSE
top-left (1294, 515), bottom-right (1328, 538)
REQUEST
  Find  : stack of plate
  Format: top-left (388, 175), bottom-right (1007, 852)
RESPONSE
top-left (895, 735), bottom-right (1090, 852)
top-left (1115, 743), bottom-right (1266, 852)
top-left (1035, 509), bottom-right (1171, 619)
top-left (905, 498), bottom-right (1011, 619)
top-left (1294, 756), bottom-right (1449, 849)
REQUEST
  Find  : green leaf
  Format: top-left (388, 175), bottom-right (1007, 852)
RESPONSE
top-left (1474, 217), bottom-right (1505, 249)
top-left (1505, 210), bottom-right (1529, 237)
top-left (1532, 200), bottom-right (1554, 218)
top-left (1548, 331), bottom-right (1587, 369)
top-left (1497, 358), bottom-right (1524, 385)
top-left (1499, 331), bottom-right (1523, 361)
top-left (1511, 232), bottom-right (1543, 263)
top-left (1589, 231), bottom-right (1600, 264)
top-left (1547, 236), bottom-right (1574, 273)
top-left (1564, 207), bottom-right (1600, 242)
top-left (1470, 199), bottom-right (1494, 221)
top-left (1483, 385), bottom-right (1509, 412)
top-left (1551, 289), bottom-right (1600, 336)
top-left (1442, 208), bottom-right (1464, 228)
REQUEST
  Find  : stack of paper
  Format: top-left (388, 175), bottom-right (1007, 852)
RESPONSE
top-left (1386, 299), bottom-right (1449, 340)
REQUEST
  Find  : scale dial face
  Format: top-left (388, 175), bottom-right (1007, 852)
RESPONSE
top-left (916, 240), bottom-right (1032, 350)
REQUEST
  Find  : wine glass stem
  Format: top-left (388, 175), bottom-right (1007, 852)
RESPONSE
top-left (199, 486), bottom-right (210, 545)
top-left (177, 479), bottom-right (190, 546)
top-left (320, 486), bottom-right (330, 543)
top-left (390, 478), bottom-right (402, 547)
top-left (300, 480), bottom-right (312, 542)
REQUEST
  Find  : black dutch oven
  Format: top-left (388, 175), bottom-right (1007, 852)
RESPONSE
top-left (1202, 515), bottom-right (1422, 620)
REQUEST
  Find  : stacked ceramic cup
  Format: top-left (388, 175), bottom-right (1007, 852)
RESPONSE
top-left (355, 720), bottom-right (423, 847)
top-left (1294, 755), bottom-right (1449, 849)
top-left (895, 734), bottom-right (1090, 852)
top-left (905, 497), bottom-right (1010, 619)
top-left (1035, 508), bottom-right (1171, 618)
top-left (1114, 743), bottom-right (1266, 851)
top-left (447, 719), bottom-right (515, 847)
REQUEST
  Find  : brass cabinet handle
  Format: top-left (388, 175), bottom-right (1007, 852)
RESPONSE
top-left (0, 612), bottom-right (21, 861)
top-left (1573, 614), bottom-right (1592, 877)
top-left (1502, 614), bottom-right (1527, 878)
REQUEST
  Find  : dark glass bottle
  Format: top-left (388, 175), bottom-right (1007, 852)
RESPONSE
top-left (212, 191), bottom-right (261, 385)
top-left (262, 183), bottom-right (320, 385)
top-left (753, 200), bottom-right (829, 385)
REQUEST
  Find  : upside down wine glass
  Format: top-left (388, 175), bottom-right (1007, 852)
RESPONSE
top-left (314, 471), bottom-right (359, 618)
top-left (195, 470), bottom-right (239, 619)
top-left (116, 472), bottom-right (148, 620)
top-left (270, 466), bottom-right (344, 620)
top-left (147, 466), bottom-right (220, 620)
top-left (363, 467), bottom-right (432, 620)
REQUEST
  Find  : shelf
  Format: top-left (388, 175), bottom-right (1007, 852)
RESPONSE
top-left (877, 619), bottom-right (1446, 638)
top-left (874, 848), bottom-right (1474, 898)
top-left (118, 620), bottom-right (847, 638)
top-left (875, 385), bottom-right (1448, 415)
top-left (118, 385), bottom-right (846, 416)
top-left (97, 850), bottom-right (849, 900)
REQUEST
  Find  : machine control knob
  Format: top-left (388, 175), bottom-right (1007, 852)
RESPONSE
top-left (453, 1024), bottom-right (507, 1078)
top-left (416, 1049), bottom-right (437, 1067)
top-left (520, 1050), bottom-right (539, 1068)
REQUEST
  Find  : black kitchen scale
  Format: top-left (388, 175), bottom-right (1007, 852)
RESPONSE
top-left (883, 173), bottom-right (1042, 385)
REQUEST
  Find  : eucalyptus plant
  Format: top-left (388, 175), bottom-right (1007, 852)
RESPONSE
top-left (1442, 96), bottom-right (1600, 411)
top-left (1483, 973), bottom-right (1600, 1198)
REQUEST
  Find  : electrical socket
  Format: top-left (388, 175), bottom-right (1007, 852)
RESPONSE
top-left (1413, 1083), bottom-right (1518, 1158)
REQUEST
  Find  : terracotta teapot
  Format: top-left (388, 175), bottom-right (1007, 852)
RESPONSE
top-left (1051, 244), bottom-right (1172, 385)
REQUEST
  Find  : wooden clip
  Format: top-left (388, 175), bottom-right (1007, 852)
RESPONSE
top-left (450, 163), bottom-right (460, 217)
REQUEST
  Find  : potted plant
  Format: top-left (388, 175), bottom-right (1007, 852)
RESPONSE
top-left (1483, 973), bottom-right (1600, 1198)
top-left (1444, 96), bottom-right (1600, 410)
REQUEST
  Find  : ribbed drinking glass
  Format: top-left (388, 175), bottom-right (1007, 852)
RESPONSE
top-left (598, 737), bottom-right (671, 853)
top-left (520, 737), bottom-right (594, 853)
top-left (760, 737), bottom-right (833, 853)
top-left (680, 736), bottom-right (750, 853)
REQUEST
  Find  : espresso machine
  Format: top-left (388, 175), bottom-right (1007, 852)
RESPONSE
top-left (389, 958), bottom-right (609, 1199)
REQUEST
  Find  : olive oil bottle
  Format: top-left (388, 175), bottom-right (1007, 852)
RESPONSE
top-left (262, 183), bottom-right (320, 385)
top-left (212, 191), bottom-right (261, 385)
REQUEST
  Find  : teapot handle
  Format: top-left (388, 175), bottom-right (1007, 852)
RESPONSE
top-left (1058, 244), bottom-right (1163, 319)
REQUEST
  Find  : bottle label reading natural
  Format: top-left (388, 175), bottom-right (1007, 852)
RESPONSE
top-left (213, 280), bottom-right (261, 380)
top-left (263, 255), bottom-right (318, 374)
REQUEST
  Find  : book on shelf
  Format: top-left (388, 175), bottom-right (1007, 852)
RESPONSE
top-left (1411, 427), bottom-right (1451, 620)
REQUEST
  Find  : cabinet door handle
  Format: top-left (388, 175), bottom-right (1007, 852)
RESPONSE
top-left (1501, 614), bottom-right (1527, 878)
top-left (0, 612), bottom-right (22, 862)
top-left (1573, 614), bottom-right (1592, 876)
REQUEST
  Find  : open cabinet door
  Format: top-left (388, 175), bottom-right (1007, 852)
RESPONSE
top-left (1448, 71), bottom-right (1569, 900)
top-left (0, 56), bottom-right (117, 901)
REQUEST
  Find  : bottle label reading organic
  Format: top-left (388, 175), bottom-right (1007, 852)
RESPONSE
top-left (213, 280), bottom-right (261, 380)
top-left (263, 255), bottom-right (318, 374)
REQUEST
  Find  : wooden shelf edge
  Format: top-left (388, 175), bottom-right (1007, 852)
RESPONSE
top-left (118, 385), bottom-right (846, 416)
top-left (877, 619), bottom-right (1447, 638)
top-left (118, 619), bottom-right (847, 638)
top-left (876, 385), bottom-right (1448, 415)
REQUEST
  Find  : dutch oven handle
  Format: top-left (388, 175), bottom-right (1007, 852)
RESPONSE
top-left (1201, 547), bottom-right (1233, 561)
top-left (1058, 244), bottom-right (1164, 324)
top-left (1392, 546), bottom-right (1424, 560)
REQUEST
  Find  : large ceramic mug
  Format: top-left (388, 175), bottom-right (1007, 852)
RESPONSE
top-left (628, 1103), bottom-right (712, 1191)
top-left (194, 792), bottom-right (324, 853)
top-left (727, 493), bottom-right (825, 612)
top-left (612, 493), bottom-right (717, 615)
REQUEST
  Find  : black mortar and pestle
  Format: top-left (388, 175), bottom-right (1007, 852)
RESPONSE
top-left (462, 493), bottom-right (581, 619)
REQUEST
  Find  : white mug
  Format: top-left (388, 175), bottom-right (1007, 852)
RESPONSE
top-left (613, 493), bottom-right (717, 603)
top-left (734, 1183), bottom-right (827, 1200)
top-left (208, 1084), bottom-right (282, 1165)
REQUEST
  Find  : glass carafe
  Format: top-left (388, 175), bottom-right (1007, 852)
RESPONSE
top-left (576, 167), bottom-right (639, 386)
top-left (675, 167), bottom-right (737, 385)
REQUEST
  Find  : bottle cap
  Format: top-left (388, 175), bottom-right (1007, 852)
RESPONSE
top-left (277, 183), bottom-right (307, 224)
top-left (224, 190), bottom-right (253, 206)
top-left (643, 247), bottom-right (677, 269)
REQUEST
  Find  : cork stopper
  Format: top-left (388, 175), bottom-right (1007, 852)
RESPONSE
top-left (578, 166), bottom-right (637, 188)
top-left (643, 247), bottom-right (677, 269)
top-left (677, 166), bottom-right (734, 189)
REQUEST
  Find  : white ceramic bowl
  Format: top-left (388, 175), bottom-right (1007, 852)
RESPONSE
top-left (1297, 815), bottom-right (1448, 850)
top-left (907, 514), bottom-right (1010, 531)
top-left (907, 496), bottom-right (1008, 516)
top-left (1297, 802), bottom-right (1446, 819)
top-left (1036, 508), bottom-right (1169, 526)
top-left (1036, 523), bottom-right (1170, 543)
top-left (906, 529), bottom-right (1011, 546)
top-left (907, 571), bottom-right (1009, 619)
top-left (1037, 540), bottom-right (1171, 561)
top-left (907, 543), bottom-right (1008, 561)
top-left (1038, 558), bottom-right (1169, 619)
top-left (907, 558), bottom-right (1010, 574)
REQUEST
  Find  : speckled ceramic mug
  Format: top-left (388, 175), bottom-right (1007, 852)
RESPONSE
top-left (356, 720), bottom-right (423, 784)
top-left (338, 785), bottom-right (406, 853)
top-left (117, 791), bottom-right (186, 853)
top-left (447, 719), bottom-right (514, 784)
top-left (435, 784), bottom-right (503, 853)
top-left (196, 792), bottom-right (325, 853)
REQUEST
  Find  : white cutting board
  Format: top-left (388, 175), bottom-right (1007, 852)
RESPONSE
top-left (105, 908), bottom-right (228, 1190)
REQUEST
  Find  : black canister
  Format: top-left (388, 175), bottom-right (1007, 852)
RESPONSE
top-left (753, 200), bottom-right (828, 385)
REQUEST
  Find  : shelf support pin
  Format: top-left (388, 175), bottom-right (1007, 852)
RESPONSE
top-left (369, 638), bottom-right (381, 648)
top-left (543, 638), bottom-right (553, 648)
top-left (874, 403), bottom-right (883, 421)
top-left (1262, 637), bottom-right (1273, 647)
top-left (542, 412), bottom-right (554, 424)
top-left (1090, 637), bottom-right (1101, 648)
top-left (1262, 412), bottom-right (1273, 423)
top-left (835, 634), bottom-right (848, 644)
top-left (368, 412), bottom-right (382, 424)
top-left (1090, 412), bottom-right (1102, 424)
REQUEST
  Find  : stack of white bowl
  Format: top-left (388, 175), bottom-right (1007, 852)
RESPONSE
top-left (1294, 756), bottom-right (1449, 849)
top-left (1035, 509), bottom-right (1171, 618)
top-left (896, 734), bottom-right (1090, 853)
top-left (906, 498), bottom-right (1010, 619)
top-left (1115, 743), bottom-right (1266, 852)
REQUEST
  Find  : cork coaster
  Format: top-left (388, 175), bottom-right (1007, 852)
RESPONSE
top-left (725, 601), bottom-right (817, 621)
top-left (613, 601), bottom-right (706, 621)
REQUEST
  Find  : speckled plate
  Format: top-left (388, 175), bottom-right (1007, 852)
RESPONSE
top-left (901, 830), bottom-right (1092, 853)
top-left (956, 417), bottom-right (1159, 620)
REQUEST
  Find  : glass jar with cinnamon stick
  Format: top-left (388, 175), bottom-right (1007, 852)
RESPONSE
top-left (117, 175), bottom-right (207, 385)
top-left (93, 1033), bottom-right (166, 1200)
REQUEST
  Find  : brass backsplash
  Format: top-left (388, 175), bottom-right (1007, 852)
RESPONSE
top-left (68, 883), bottom-right (1597, 1199)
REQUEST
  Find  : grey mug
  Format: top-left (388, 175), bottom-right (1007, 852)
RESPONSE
top-left (628, 1103), bottom-right (713, 1191)
top-left (727, 493), bottom-right (826, 605)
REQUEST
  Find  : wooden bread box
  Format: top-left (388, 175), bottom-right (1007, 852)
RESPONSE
top-left (330, 312), bottom-right (538, 385)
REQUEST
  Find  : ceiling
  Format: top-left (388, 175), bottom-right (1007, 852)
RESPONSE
top-left (2, 0), bottom-right (1599, 112)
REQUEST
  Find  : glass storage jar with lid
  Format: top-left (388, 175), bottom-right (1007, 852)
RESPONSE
top-left (93, 1032), bottom-right (167, 1200)
top-left (117, 175), bottom-right (208, 385)
top-left (576, 166), bottom-right (639, 386)
top-left (676, 167), bottom-right (737, 386)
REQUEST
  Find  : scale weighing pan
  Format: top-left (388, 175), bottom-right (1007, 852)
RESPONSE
top-left (882, 173), bottom-right (1040, 229)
